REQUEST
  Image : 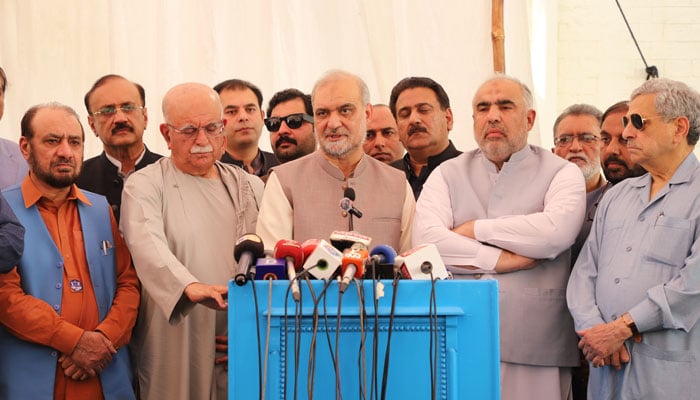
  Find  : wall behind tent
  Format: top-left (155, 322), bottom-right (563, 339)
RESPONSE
top-left (0, 0), bottom-right (538, 159)
top-left (554, 0), bottom-right (700, 141)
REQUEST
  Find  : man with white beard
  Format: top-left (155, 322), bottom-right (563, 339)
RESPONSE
top-left (552, 104), bottom-right (605, 263)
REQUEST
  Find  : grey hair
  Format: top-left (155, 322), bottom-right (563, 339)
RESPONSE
top-left (312, 70), bottom-right (370, 106)
top-left (631, 78), bottom-right (700, 145)
top-left (552, 104), bottom-right (603, 137)
top-left (476, 73), bottom-right (534, 109)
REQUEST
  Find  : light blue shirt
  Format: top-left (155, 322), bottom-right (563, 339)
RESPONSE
top-left (0, 138), bottom-right (28, 189)
top-left (567, 152), bottom-right (700, 399)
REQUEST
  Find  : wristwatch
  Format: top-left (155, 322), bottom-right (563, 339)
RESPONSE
top-left (620, 312), bottom-right (641, 340)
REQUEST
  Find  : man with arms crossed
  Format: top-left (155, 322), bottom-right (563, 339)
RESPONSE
top-left (415, 75), bottom-right (585, 400)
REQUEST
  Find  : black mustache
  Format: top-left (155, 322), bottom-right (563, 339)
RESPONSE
top-left (408, 125), bottom-right (427, 135)
top-left (604, 154), bottom-right (626, 167)
top-left (112, 122), bottom-right (134, 134)
top-left (275, 136), bottom-right (297, 148)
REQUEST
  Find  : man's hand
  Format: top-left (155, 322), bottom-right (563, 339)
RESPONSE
top-left (578, 319), bottom-right (635, 367)
top-left (58, 354), bottom-right (92, 381)
top-left (184, 282), bottom-right (228, 310)
top-left (70, 331), bottom-right (116, 374)
top-left (494, 250), bottom-right (537, 273)
top-left (215, 335), bottom-right (228, 370)
top-left (453, 220), bottom-right (476, 240)
top-left (604, 345), bottom-right (631, 370)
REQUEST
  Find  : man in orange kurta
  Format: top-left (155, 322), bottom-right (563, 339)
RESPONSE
top-left (0, 103), bottom-right (139, 400)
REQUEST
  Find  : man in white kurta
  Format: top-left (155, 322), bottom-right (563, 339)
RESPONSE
top-left (414, 75), bottom-right (585, 400)
top-left (121, 83), bottom-right (263, 400)
top-left (567, 78), bottom-right (700, 399)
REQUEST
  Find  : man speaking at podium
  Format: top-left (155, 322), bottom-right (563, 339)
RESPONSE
top-left (415, 75), bottom-right (585, 400)
top-left (256, 70), bottom-right (414, 252)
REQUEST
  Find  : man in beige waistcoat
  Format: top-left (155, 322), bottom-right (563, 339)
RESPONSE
top-left (256, 70), bottom-right (415, 253)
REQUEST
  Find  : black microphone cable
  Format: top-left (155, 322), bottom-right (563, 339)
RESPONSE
top-left (334, 278), bottom-right (344, 400)
top-left (282, 275), bottom-right (295, 400)
top-left (355, 280), bottom-right (367, 400)
top-left (250, 279), bottom-right (264, 399)
top-left (261, 278), bottom-right (275, 400)
top-left (369, 260), bottom-right (380, 400)
top-left (379, 266), bottom-right (401, 400)
top-left (428, 270), bottom-right (438, 400)
top-left (305, 277), bottom-right (321, 400)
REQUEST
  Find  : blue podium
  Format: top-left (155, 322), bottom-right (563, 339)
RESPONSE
top-left (229, 279), bottom-right (500, 399)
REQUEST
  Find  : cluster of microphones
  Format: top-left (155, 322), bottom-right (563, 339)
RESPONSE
top-left (233, 231), bottom-right (451, 299)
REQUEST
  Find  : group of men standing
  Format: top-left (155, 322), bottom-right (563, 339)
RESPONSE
top-left (1, 61), bottom-right (700, 400)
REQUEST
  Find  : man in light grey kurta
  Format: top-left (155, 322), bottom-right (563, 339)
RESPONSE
top-left (567, 78), bottom-right (700, 399)
top-left (121, 83), bottom-right (263, 400)
top-left (414, 75), bottom-right (586, 400)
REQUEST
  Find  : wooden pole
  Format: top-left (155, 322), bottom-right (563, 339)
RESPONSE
top-left (492, 0), bottom-right (505, 73)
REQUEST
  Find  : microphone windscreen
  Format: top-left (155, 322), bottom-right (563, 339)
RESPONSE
top-left (369, 244), bottom-right (397, 265)
top-left (394, 243), bottom-right (451, 280)
top-left (274, 239), bottom-right (304, 270)
top-left (344, 187), bottom-right (356, 201)
top-left (301, 239), bottom-right (320, 260)
top-left (234, 233), bottom-right (265, 261)
top-left (302, 239), bottom-right (343, 280)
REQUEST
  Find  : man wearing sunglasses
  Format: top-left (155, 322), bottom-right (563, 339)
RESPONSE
top-left (78, 74), bottom-right (162, 222)
top-left (568, 78), bottom-right (700, 399)
top-left (265, 88), bottom-right (317, 165)
top-left (214, 79), bottom-right (279, 177)
top-left (600, 101), bottom-right (646, 185)
top-left (256, 70), bottom-right (415, 254)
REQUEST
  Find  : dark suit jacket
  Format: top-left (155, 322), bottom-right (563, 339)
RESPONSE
top-left (77, 147), bottom-right (163, 222)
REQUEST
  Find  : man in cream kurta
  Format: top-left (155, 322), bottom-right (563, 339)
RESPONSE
top-left (121, 83), bottom-right (263, 400)
top-left (414, 75), bottom-right (585, 400)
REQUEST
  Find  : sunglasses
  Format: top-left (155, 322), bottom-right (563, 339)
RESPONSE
top-left (264, 113), bottom-right (314, 132)
top-left (622, 113), bottom-right (664, 130)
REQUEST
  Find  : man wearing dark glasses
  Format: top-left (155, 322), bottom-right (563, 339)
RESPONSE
top-left (214, 79), bottom-right (279, 177)
top-left (78, 75), bottom-right (162, 222)
top-left (265, 88), bottom-right (317, 164)
top-left (568, 78), bottom-right (700, 399)
top-left (600, 101), bottom-right (646, 184)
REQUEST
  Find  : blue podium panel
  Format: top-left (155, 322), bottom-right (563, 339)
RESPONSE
top-left (229, 279), bottom-right (500, 400)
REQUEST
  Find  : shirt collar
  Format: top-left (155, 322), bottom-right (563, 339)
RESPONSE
top-left (20, 175), bottom-right (91, 208)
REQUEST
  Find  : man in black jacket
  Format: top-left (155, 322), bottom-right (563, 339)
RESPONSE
top-left (78, 74), bottom-right (162, 221)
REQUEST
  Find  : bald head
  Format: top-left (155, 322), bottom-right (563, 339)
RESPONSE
top-left (162, 83), bottom-right (222, 124)
top-left (159, 83), bottom-right (226, 178)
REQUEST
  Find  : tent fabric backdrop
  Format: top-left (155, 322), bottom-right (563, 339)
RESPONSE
top-left (0, 0), bottom-right (542, 158)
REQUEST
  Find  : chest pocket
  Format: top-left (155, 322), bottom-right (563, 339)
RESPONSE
top-left (644, 216), bottom-right (693, 267)
top-left (599, 218), bottom-right (625, 267)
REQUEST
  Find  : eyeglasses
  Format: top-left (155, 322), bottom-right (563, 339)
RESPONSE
top-left (264, 113), bottom-right (314, 132)
top-left (167, 121), bottom-right (224, 138)
top-left (622, 113), bottom-right (664, 130)
top-left (553, 133), bottom-right (600, 147)
top-left (92, 104), bottom-right (144, 118)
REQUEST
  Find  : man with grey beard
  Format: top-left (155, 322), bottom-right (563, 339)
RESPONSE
top-left (256, 70), bottom-right (415, 253)
top-left (552, 104), bottom-right (606, 263)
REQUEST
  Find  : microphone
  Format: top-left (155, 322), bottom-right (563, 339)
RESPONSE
top-left (340, 246), bottom-right (369, 293)
top-left (329, 230), bottom-right (372, 253)
top-left (394, 243), bottom-right (451, 280)
top-left (301, 239), bottom-right (320, 261)
top-left (364, 244), bottom-right (398, 279)
top-left (274, 239), bottom-right (304, 301)
top-left (302, 239), bottom-right (344, 281)
top-left (254, 256), bottom-right (287, 280)
top-left (233, 233), bottom-right (265, 286)
top-left (339, 187), bottom-right (363, 218)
